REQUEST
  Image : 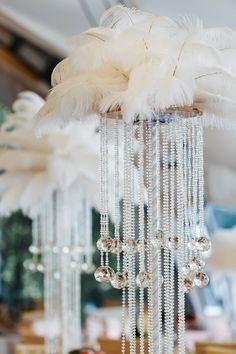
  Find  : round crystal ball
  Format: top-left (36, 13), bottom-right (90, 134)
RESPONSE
top-left (189, 257), bottom-right (205, 272)
top-left (111, 272), bottom-right (128, 289)
top-left (137, 240), bottom-right (151, 253)
top-left (37, 263), bottom-right (45, 273)
top-left (184, 277), bottom-right (194, 293)
top-left (53, 271), bottom-right (61, 280)
top-left (62, 246), bottom-right (70, 254)
top-left (188, 236), bottom-right (211, 252)
top-left (194, 271), bottom-right (209, 288)
top-left (29, 245), bottom-right (40, 255)
top-left (196, 236), bottom-right (211, 252)
top-left (81, 263), bottom-right (95, 273)
top-left (96, 236), bottom-right (113, 252)
top-left (167, 236), bottom-right (179, 251)
top-left (182, 263), bottom-right (192, 276)
top-left (151, 229), bottom-right (164, 249)
top-left (122, 239), bottom-right (138, 255)
top-left (110, 238), bottom-right (123, 254)
top-left (136, 271), bottom-right (151, 288)
top-left (52, 246), bottom-right (60, 254)
top-left (94, 266), bottom-right (114, 283)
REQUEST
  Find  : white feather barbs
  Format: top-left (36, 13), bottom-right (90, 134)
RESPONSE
top-left (36, 5), bottom-right (236, 130)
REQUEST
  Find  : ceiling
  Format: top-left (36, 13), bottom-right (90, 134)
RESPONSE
top-left (1, 0), bottom-right (236, 55)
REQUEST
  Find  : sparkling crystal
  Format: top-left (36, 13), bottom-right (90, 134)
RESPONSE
top-left (167, 236), bottom-right (179, 251)
top-left (136, 271), bottom-right (151, 288)
top-left (110, 238), bottom-right (123, 254)
top-left (194, 271), bottom-right (209, 288)
top-left (188, 236), bottom-right (211, 252)
top-left (189, 257), bottom-right (205, 272)
top-left (52, 246), bottom-right (59, 254)
top-left (94, 266), bottom-right (114, 283)
top-left (182, 263), bottom-right (192, 276)
top-left (137, 240), bottom-right (151, 252)
top-left (196, 236), bottom-right (211, 252)
top-left (96, 236), bottom-right (113, 252)
top-left (184, 277), bottom-right (194, 293)
top-left (187, 238), bottom-right (198, 251)
top-left (111, 272), bottom-right (128, 289)
top-left (37, 263), bottom-right (45, 273)
top-left (122, 239), bottom-right (138, 255)
top-left (81, 263), bottom-right (95, 273)
top-left (53, 271), bottom-right (61, 280)
top-left (151, 229), bottom-right (164, 249)
top-left (70, 261), bottom-right (77, 269)
top-left (29, 245), bottom-right (40, 255)
top-left (62, 246), bottom-right (70, 254)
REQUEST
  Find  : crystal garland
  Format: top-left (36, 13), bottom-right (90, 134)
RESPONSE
top-left (27, 187), bottom-right (94, 354)
top-left (95, 112), bottom-right (210, 354)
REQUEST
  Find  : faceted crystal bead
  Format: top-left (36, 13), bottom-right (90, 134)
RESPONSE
top-left (96, 236), bottom-right (113, 252)
top-left (94, 266), bottom-right (114, 283)
top-left (167, 236), bottom-right (179, 251)
top-left (188, 236), bottom-right (211, 252)
top-left (110, 238), bottom-right (123, 254)
top-left (195, 236), bottom-right (211, 252)
top-left (189, 257), bottom-right (205, 272)
top-left (136, 271), bottom-right (151, 288)
top-left (111, 272), bottom-right (128, 289)
top-left (182, 263), bottom-right (192, 276)
top-left (137, 240), bottom-right (151, 252)
top-left (187, 238), bottom-right (198, 251)
top-left (151, 229), bottom-right (164, 249)
top-left (184, 277), bottom-right (194, 293)
top-left (194, 271), bottom-right (209, 288)
top-left (122, 239), bottom-right (138, 255)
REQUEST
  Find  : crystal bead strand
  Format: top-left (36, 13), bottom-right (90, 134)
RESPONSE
top-left (85, 194), bottom-right (93, 270)
top-left (114, 118), bottom-right (121, 272)
top-left (138, 121), bottom-right (145, 354)
top-left (187, 122), bottom-right (193, 261)
top-left (146, 121), bottom-right (154, 354)
top-left (125, 122), bottom-right (136, 354)
top-left (99, 117), bottom-right (106, 266)
top-left (192, 123), bottom-right (198, 258)
top-left (197, 119), bottom-right (204, 236)
top-left (176, 120), bottom-right (185, 354)
top-left (151, 120), bottom-right (161, 354)
top-left (156, 121), bottom-right (163, 354)
top-left (121, 121), bottom-right (128, 354)
top-left (162, 123), bottom-right (170, 354)
top-left (169, 122), bottom-right (176, 353)
top-left (60, 191), bottom-right (70, 354)
top-left (104, 118), bottom-right (109, 267)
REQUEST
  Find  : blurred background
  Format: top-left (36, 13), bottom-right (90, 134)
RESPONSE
top-left (0, 1), bottom-right (236, 354)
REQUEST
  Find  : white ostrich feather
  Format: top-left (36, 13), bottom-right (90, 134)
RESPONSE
top-left (0, 91), bottom-right (135, 220)
top-left (35, 5), bottom-right (236, 129)
top-left (100, 5), bottom-right (154, 31)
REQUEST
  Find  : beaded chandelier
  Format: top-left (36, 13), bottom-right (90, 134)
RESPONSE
top-left (94, 109), bottom-right (209, 354)
top-left (0, 92), bottom-right (95, 354)
top-left (35, 5), bottom-right (236, 354)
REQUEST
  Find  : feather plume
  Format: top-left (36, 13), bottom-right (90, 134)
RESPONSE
top-left (0, 91), bottom-right (138, 220)
top-left (35, 6), bottom-right (236, 129)
top-left (100, 5), bottom-right (153, 31)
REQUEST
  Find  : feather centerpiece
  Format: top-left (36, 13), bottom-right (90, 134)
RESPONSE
top-left (34, 5), bottom-right (236, 354)
top-left (35, 5), bottom-right (236, 131)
